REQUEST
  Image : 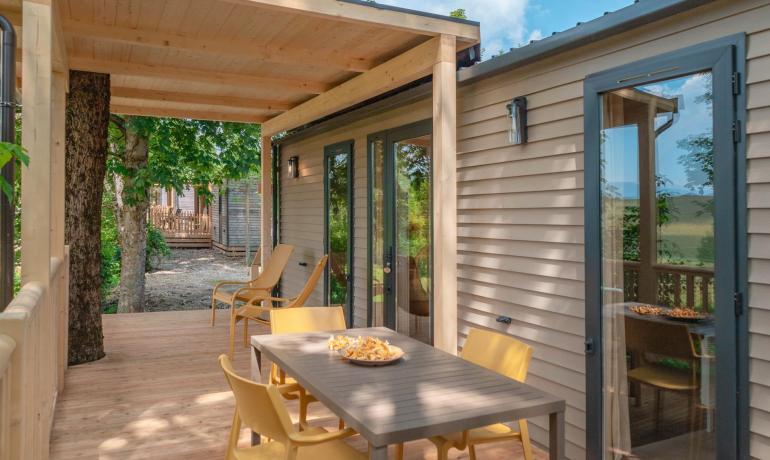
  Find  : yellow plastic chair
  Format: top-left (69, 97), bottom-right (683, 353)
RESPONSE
top-left (270, 306), bottom-right (347, 428)
top-left (219, 354), bottom-right (364, 460)
top-left (211, 244), bottom-right (294, 327)
top-left (396, 328), bottom-right (534, 460)
top-left (230, 255), bottom-right (329, 358)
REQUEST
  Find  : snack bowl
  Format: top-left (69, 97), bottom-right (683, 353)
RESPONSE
top-left (338, 345), bottom-right (404, 366)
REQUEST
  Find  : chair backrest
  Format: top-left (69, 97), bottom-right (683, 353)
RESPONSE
top-left (219, 354), bottom-right (294, 443)
top-left (624, 316), bottom-right (694, 361)
top-left (287, 255), bottom-right (329, 308)
top-left (270, 306), bottom-right (346, 334)
top-left (250, 244), bottom-right (294, 289)
top-left (461, 328), bottom-right (533, 382)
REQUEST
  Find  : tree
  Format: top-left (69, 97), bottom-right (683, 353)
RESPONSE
top-left (108, 116), bottom-right (261, 312)
top-left (65, 71), bottom-right (110, 363)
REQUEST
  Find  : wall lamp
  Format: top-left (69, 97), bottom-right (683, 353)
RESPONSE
top-left (506, 96), bottom-right (528, 145)
top-left (287, 156), bottom-right (299, 179)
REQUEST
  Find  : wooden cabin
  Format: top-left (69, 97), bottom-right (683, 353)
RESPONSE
top-left (149, 186), bottom-right (212, 248)
top-left (211, 178), bottom-right (261, 256)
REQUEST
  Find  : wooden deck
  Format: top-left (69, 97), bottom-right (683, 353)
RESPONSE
top-left (50, 309), bottom-right (545, 459)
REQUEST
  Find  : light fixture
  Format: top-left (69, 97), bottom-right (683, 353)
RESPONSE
top-left (506, 96), bottom-right (528, 145)
top-left (287, 156), bottom-right (299, 179)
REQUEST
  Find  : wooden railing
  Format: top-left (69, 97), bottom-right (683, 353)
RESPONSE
top-left (0, 249), bottom-right (69, 459)
top-left (624, 261), bottom-right (715, 312)
top-left (148, 206), bottom-right (211, 238)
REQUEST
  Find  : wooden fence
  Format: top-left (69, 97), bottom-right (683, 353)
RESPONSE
top-left (624, 261), bottom-right (715, 311)
top-left (148, 206), bottom-right (212, 248)
top-left (0, 249), bottom-right (69, 459)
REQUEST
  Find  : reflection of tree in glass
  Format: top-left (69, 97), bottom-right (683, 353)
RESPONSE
top-left (395, 142), bottom-right (430, 288)
top-left (328, 153), bottom-right (349, 304)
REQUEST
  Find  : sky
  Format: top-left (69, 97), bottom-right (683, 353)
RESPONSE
top-left (374, 0), bottom-right (636, 57)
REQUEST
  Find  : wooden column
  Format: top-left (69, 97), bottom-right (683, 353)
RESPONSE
top-left (51, 72), bottom-right (66, 259)
top-left (260, 135), bottom-right (272, 265)
top-left (432, 34), bottom-right (457, 354)
top-left (21, 0), bottom-right (55, 287)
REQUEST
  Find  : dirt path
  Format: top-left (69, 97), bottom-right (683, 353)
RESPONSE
top-left (143, 248), bottom-right (252, 312)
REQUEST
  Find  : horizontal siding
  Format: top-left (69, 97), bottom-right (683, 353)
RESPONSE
top-left (455, 1), bottom-right (770, 457)
top-left (272, 1), bottom-right (770, 458)
top-left (746, 9), bottom-right (770, 456)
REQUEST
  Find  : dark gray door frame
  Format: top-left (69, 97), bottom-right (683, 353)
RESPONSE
top-left (583, 34), bottom-right (748, 460)
top-left (367, 119), bottom-right (433, 340)
top-left (323, 140), bottom-right (355, 325)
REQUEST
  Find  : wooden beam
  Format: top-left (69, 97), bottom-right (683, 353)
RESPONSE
top-left (20, 0), bottom-right (53, 288)
top-left (260, 136), bottom-right (272, 265)
top-left (110, 104), bottom-right (270, 124)
top-left (51, 0), bottom-right (67, 74)
top-left (70, 57), bottom-right (331, 95)
top-left (111, 87), bottom-right (293, 112)
top-left (225, 0), bottom-right (480, 44)
top-left (262, 37), bottom-right (440, 136)
top-left (432, 34), bottom-right (457, 354)
top-left (63, 19), bottom-right (374, 73)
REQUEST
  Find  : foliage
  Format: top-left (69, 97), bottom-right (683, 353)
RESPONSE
top-left (101, 182), bottom-right (121, 299)
top-left (145, 222), bottom-right (170, 271)
top-left (0, 141), bottom-right (28, 202)
top-left (108, 116), bottom-right (262, 205)
top-left (449, 8), bottom-right (467, 19)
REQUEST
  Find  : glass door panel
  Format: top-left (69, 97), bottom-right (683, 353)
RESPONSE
top-left (324, 142), bottom-right (353, 321)
top-left (600, 72), bottom-right (718, 458)
top-left (369, 122), bottom-right (432, 344)
top-left (394, 135), bottom-right (431, 343)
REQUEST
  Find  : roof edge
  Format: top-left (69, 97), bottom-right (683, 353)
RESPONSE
top-left (339, 0), bottom-right (480, 27)
top-left (458, 0), bottom-right (714, 83)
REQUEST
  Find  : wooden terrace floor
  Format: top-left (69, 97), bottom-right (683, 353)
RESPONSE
top-left (50, 309), bottom-right (546, 459)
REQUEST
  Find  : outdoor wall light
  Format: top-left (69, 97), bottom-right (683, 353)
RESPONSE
top-left (506, 96), bottom-right (528, 145)
top-left (287, 156), bottom-right (299, 179)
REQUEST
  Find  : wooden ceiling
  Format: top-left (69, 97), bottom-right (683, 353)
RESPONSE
top-left (2, 0), bottom-right (479, 133)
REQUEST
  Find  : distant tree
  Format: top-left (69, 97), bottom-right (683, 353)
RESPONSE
top-left (108, 116), bottom-right (261, 312)
top-left (450, 8), bottom-right (467, 19)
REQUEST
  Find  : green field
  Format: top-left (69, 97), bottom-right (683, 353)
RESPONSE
top-left (627, 195), bottom-right (714, 267)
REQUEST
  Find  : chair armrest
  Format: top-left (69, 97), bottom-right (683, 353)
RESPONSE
top-left (212, 280), bottom-right (249, 294)
top-left (276, 382), bottom-right (302, 395)
top-left (245, 295), bottom-right (297, 307)
top-left (288, 427), bottom-right (356, 446)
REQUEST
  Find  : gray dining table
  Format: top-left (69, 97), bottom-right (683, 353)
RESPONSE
top-left (250, 327), bottom-right (566, 460)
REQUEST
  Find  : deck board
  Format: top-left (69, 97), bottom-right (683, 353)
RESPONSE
top-left (50, 309), bottom-right (545, 459)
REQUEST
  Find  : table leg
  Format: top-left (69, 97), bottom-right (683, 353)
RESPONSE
top-left (549, 410), bottom-right (565, 460)
top-left (369, 444), bottom-right (388, 460)
top-left (250, 345), bottom-right (262, 446)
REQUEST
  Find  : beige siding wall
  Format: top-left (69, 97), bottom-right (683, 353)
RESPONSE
top-left (276, 1), bottom-right (770, 458)
top-left (453, 1), bottom-right (770, 457)
top-left (279, 101), bottom-right (432, 320)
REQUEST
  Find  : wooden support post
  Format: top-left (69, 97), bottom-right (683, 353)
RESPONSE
top-left (432, 34), bottom-right (457, 354)
top-left (260, 136), bottom-right (272, 265)
top-left (21, 0), bottom-right (54, 288)
top-left (51, 72), bottom-right (66, 260)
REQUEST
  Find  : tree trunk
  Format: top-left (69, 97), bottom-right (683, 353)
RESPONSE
top-left (117, 119), bottom-right (149, 313)
top-left (65, 71), bottom-right (110, 364)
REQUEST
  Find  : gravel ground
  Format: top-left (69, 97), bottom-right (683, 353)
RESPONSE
top-left (142, 248), bottom-right (252, 312)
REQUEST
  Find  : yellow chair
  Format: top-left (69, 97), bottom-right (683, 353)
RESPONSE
top-left (396, 328), bottom-right (534, 460)
top-left (230, 255), bottom-right (329, 358)
top-left (211, 244), bottom-right (294, 327)
top-left (270, 306), bottom-right (347, 428)
top-left (219, 354), bottom-right (364, 460)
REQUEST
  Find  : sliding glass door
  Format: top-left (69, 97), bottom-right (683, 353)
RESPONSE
top-left (324, 142), bottom-right (354, 323)
top-left (585, 37), bottom-right (745, 459)
top-left (369, 121), bottom-right (432, 344)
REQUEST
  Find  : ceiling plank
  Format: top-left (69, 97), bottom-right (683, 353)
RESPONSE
top-left (225, 0), bottom-right (480, 44)
top-left (111, 104), bottom-right (269, 124)
top-left (70, 57), bottom-right (331, 94)
top-left (111, 87), bottom-right (294, 112)
top-left (263, 36), bottom-right (439, 136)
top-left (64, 19), bottom-right (375, 73)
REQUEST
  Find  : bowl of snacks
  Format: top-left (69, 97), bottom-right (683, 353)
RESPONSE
top-left (664, 307), bottom-right (710, 323)
top-left (629, 304), bottom-right (664, 316)
top-left (329, 335), bottom-right (404, 366)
